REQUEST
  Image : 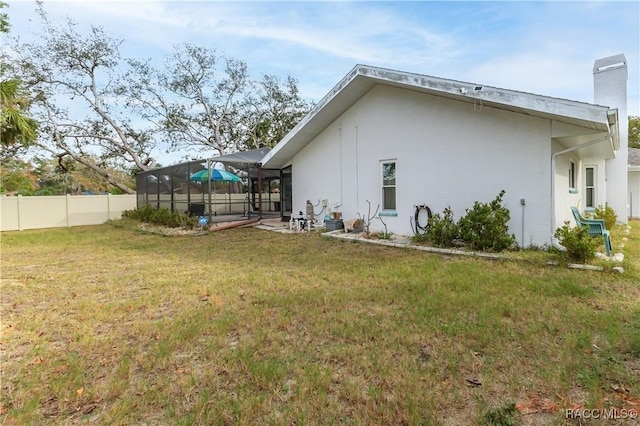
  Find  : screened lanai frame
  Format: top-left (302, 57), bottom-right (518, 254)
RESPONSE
top-left (135, 147), bottom-right (283, 223)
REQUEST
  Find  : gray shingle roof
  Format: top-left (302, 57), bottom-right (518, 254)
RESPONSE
top-left (629, 148), bottom-right (640, 167)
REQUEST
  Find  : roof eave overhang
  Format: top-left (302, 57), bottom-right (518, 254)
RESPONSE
top-left (554, 132), bottom-right (616, 159)
top-left (261, 65), bottom-right (616, 169)
top-left (357, 66), bottom-right (612, 131)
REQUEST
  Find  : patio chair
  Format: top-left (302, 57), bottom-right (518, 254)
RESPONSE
top-left (570, 207), bottom-right (612, 256)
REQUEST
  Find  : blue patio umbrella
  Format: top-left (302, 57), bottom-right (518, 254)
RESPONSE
top-left (190, 168), bottom-right (242, 215)
top-left (189, 168), bottom-right (242, 182)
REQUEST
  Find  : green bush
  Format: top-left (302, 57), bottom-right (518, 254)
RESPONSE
top-left (554, 221), bottom-right (598, 263)
top-left (458, 190), bottom-right (516, 252)
top-left (122, 205), bottom-right (198, 229)
top-left (122, 204), bottom-right (156, 222)
top-left (591, 203), bottom-right (617, 230)
top-left (427, 206), bottom-right (459, 247)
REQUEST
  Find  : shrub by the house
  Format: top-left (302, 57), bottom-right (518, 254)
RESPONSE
top-left (590, 203), bottom-right (617, 230)
top-left (122, 205), bottom-right (198, 229)
top-left (458, 190), bottom-right (516, 252)
top-left (554, 221), bottom-right (598, 263)
top-left (426, 206), bottom-right (459, 247)
top-left (422, 192), bottom-right (515, 252)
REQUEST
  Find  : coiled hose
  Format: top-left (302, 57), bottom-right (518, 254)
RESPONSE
top-left (410, 204), bottom-right (432, 236)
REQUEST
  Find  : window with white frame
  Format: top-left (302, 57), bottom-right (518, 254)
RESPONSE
top-left (569, 161), bottom-right (576, 190)
top-left (381, 161), bottom-right (396, 210)
top-left (585, 166), bottom-right (596, 208)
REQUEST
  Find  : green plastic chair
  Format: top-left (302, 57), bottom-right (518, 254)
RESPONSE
top-left (570, 207), bottom-right (612, 256)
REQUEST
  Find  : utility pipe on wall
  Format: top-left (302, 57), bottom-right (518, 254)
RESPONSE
top-left (355, 125), bottom-right (360, 210)
top-left (520, 198), bottom-right (526, 248)
top-left (338, 123), bottom-right (343, 206)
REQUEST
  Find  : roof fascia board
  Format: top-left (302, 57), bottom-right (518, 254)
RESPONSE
top-left (360, 65), bottom-right (611, 127)
top-left (261, 64), bottom-right (614, 168)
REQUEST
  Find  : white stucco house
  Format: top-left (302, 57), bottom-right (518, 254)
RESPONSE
top-left (261, 54), bottom-right (628, 247)
top-left (630, 147), bottom-right (640, 219)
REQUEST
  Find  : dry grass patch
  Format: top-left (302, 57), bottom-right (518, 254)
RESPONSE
top-left (1, 220), bottom-right (639, 425)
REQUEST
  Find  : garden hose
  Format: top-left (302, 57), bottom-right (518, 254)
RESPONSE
top-left (412, 204), bottom-right (432, 235)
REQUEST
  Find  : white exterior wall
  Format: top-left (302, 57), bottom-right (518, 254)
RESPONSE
top-left (552, 150), bottom-right (608, 222)
top-left (290, 85), bottom-right (556, 246)
top-left (552, 146), bottom-right (581, 227)
top-left (629, 170), bottom-right (640, 219)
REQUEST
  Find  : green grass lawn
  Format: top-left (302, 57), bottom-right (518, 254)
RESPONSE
top-left (1, 220), bottom-right (639, 425)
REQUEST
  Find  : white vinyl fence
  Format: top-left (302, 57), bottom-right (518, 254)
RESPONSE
top-left (0, 194), bottom-right (137, 232)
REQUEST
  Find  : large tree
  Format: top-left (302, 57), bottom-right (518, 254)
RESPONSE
top-left (32, 156), bottom-right (135, 195)
top-left (123, 44), bottom-right (312, 159)
top-left (9, 8), bottom-right (157, 193)
top-left (241, 73), bottom-right (312, 151)
top-left (0, 158), bottom-right (38, 194)
top-left (9, 6), bottom-right (312, 193)
top-left (0, 1), bottom-right (8, 33)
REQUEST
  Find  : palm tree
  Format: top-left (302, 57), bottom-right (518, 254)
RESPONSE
top-left (0, 78), bottom-right (39, 147)
top-left (1, 1), bottom-right (38, 148)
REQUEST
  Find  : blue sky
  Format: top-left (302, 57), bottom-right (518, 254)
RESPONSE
top-left (4, 0), bottom-right (639, 159)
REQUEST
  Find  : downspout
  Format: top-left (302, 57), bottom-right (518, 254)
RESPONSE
top-left (339, 123), bottom-right (343, 206)
top-left (355, 126), bottom-right (359, 209)
top-left (550, 133), bottom-right (613, 244)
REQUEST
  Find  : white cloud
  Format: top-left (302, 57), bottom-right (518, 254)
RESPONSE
top-left (7, 0), bottom-right (638, 117)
